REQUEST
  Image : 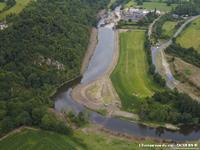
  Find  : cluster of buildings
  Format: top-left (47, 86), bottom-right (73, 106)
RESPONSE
top-left (121, 7), bottom-right (161, 22)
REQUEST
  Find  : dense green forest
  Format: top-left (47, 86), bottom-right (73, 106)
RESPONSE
top-left (139, 90), bottom-right (200, 124)
top-left (166, 42), bottom-right (200, 67)
top-left (0, 0), bottom-right (107, 136)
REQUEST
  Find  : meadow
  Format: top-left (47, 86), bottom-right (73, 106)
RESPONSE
top-left (140, 2), bottom-right (177, 12)
top-left (111, 30), bottom-right (159, 109)
top-left (0, 128), bottom-right (156, 150)
top-left (177, 17), bottom-right (200, 53)
top-left (0, 0), bottom-right (31, 20)
top-left (161, 21), bottom-right (178, 38)
top-left (120, 0), bottom-right (176, 12)
top-left (0, 2), bottom-right (6, 11)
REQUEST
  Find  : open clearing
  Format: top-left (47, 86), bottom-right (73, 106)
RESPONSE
top-left (0, 128), bottom-right (156, 150)
top-left (0, 0), bottom-right (31, 20)
top-left (0, 2), bottom-right (6, 11)
top-left (177, 17), bottom-right (200, 53)
top-left (111, 30), bottom-right (159, 109)
top-left (162, 21), bottom-right (178, 38)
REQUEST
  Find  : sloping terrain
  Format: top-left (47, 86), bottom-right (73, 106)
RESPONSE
top-left (0, 0), bottom-right (107, 136)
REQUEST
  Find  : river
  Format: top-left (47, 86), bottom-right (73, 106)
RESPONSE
top-left (54, 8), bottom-right (200, 142)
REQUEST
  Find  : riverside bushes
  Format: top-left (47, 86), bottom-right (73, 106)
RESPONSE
top-left (139, 91), bottom-right (200, 124)
top-left (166, 42), bottom-right (200, 68)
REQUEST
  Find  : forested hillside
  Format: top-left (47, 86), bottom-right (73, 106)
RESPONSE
top-left (0, 0), bottom-right (107, 135)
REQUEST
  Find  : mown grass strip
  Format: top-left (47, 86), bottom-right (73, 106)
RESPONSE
top-left (111, 30), bottom-right (159, 109)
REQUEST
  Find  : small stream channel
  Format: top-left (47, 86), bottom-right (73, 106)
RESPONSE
top-left (54, 8), bottom-right (200, 142)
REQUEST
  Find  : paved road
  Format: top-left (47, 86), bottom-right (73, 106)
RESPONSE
top-left (149, 15), bottom-right (200, 89)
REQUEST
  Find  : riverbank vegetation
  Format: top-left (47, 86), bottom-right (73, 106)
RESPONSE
top-left (138, 90), bottom-right (200, 124)
top-left (176, 17), bottom-right (200, 53)
top-left (111, 30), bottom-right (161, 110)
top-left (0, 127), bottom-right (158, 150)
top-left (0, 0), bottom-right (108, 136)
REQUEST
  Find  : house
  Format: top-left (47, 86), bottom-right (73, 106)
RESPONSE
top-left (121, 8), bottom-right (148, 22)
top-left (0, 22), bottom-right (8, 30)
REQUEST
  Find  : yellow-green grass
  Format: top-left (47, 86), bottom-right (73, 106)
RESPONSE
top-left (111, 30), bottom-right (160, 109)
top-left (0, 0), bottom-right (31, 20)
top-left (0, 128), bottom-right (157, 150)
top-left (162, 21), bottom-right (178, 38)
top-left (0, 2), bottom-right (6, 11)
top-left (140, 2), bottom-right (177, 12)
top-left (177, 17), bottom-right (200, 53)
top-left (108, 0), bottom-right (116, 9)
top-left (124, 1), bottom-right (136, 8)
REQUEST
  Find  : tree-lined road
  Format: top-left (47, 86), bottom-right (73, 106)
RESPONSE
top-left (149, 15), bottom-right (200, 89)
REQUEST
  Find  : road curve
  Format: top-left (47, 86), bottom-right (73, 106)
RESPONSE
top-left (149, 15), bottom-right (200, 89)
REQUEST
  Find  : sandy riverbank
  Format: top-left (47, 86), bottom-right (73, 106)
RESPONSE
top-left (72, 30), bottom-right (121, 114)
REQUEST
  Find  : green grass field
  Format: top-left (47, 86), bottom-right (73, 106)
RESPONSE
top-left (0, 0), bottom-right (31, 20)
top-left (124, 1), bottom-right (136, 8)
top-left (162, 21), bottom-right (178, 38)
top-left (177, 18), bottom-right (200, 53)
top-left (0, 128), bottom-right (156, 150)
top-left (111, 30), bottom-right (160, 109)
top-left (138, 2), bottom-right (177, 12)
top-left (0, 2), bottom-right (6, 11)
top-left (123, 0), bottom-right (177, 12)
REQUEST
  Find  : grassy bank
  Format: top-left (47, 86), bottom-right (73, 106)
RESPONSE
top-left (162, 21), bottom-right (178, 38)
top-left (0, 128), bottom-right (157, 150)
top-left (111, 30), bottom-right (159, 109)
top-left (0, 0), bottom-right (31, 20)
top-left (177, 17), bottom-right (200, 53)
